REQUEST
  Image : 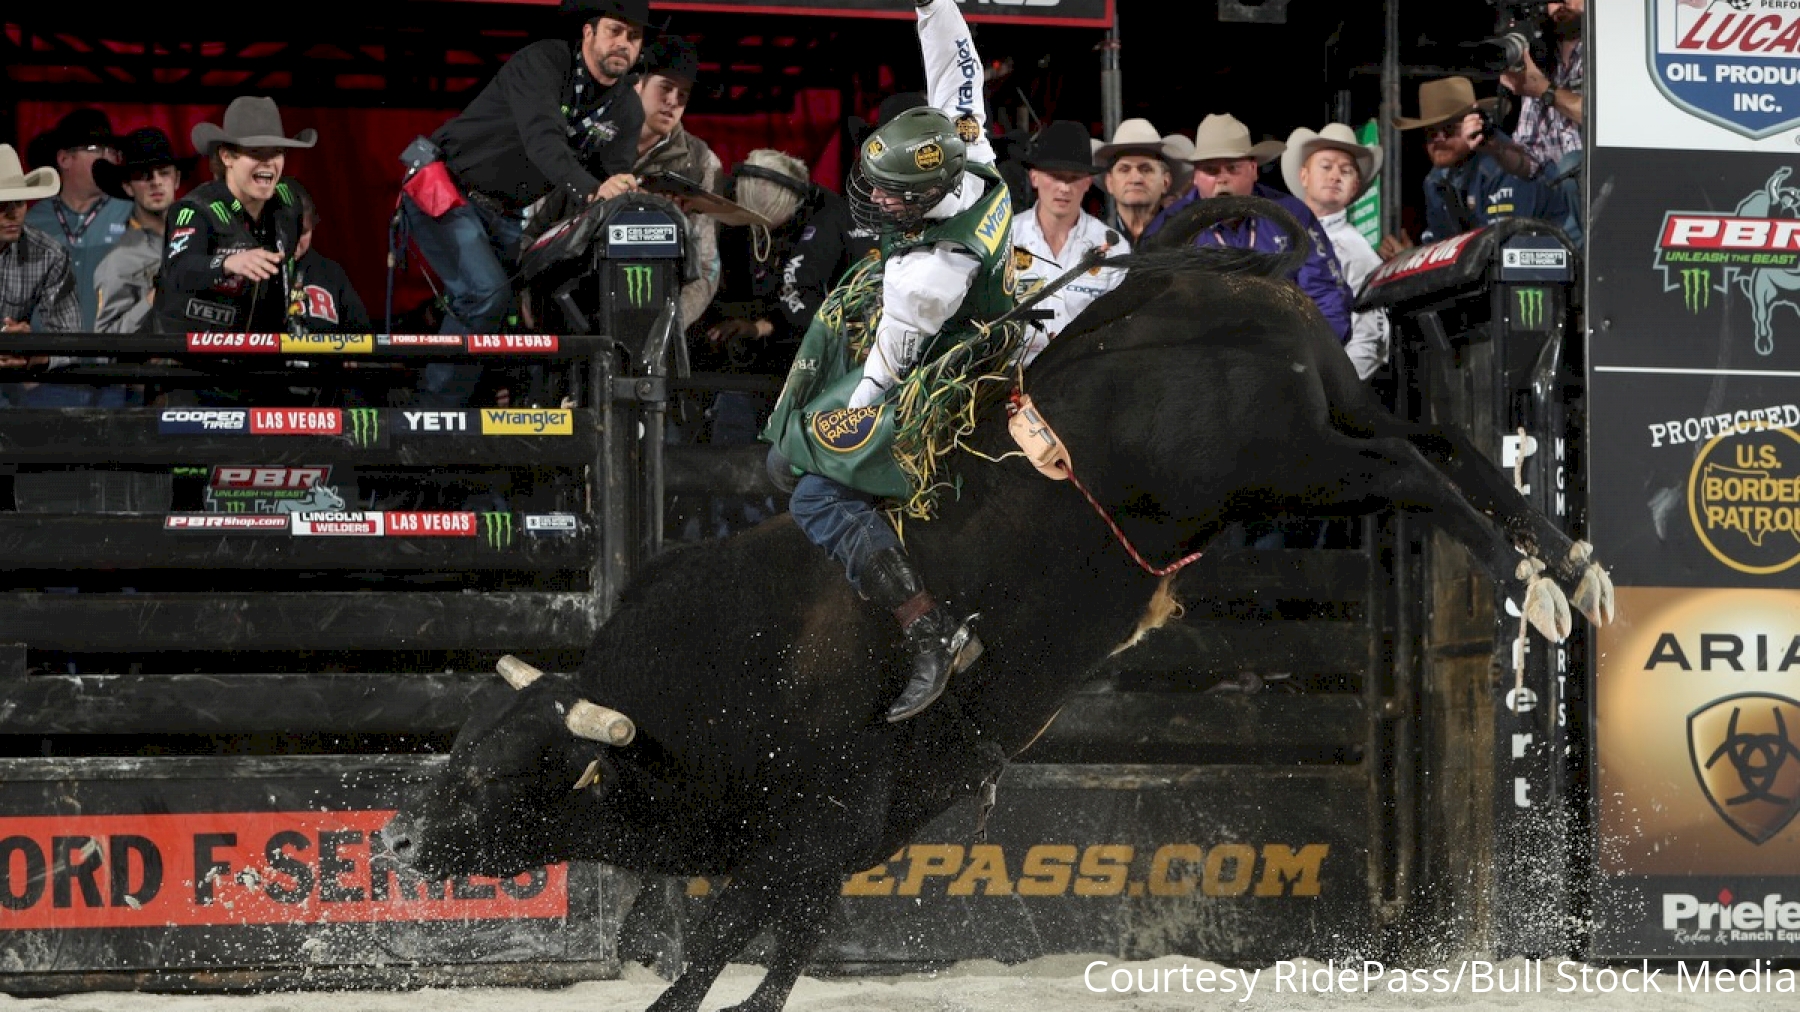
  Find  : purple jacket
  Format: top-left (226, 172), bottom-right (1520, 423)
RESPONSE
top-left (1147, 183), bottom-right (1353, 341)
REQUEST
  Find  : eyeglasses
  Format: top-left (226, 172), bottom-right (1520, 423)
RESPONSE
top-left (69, 144), bottom-right (121, 158)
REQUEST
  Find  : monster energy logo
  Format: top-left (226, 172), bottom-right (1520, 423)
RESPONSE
top-left (346, 408), bottom-right (380, 448)
top-left (480, 511), bottom-right (514, 549)
top-left (209, 201), bottom-right (231, 223)
top-left (174, 207), bottom-right (195, 227)
top-left (622, 265), bottom-right (654, 309)
top-left (171, 465), bottom-right (206, 477)
top-left (1515, 287), bottom-right (1546, 330)
top-left (222, 500), bottom-right (247, 514)
top-left (1682, 268), bottom-right (1713, 313)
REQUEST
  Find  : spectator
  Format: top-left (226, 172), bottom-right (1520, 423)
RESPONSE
top-left (1153, 114), bottom-right (1353, 341)
top-left (1380, 77), bottom-right (1568, 257)
top-left (402, 0), bottom-right (648, 410)
top-left (289, 184), bottom-right (371, 333)
top-left (1282, 124), bottom-right (1389, 380)
top-left (1498, 0), bottom-right (1584, 245)
top-left (1011, 120), bottom-right (1128, 365)
top-left (152, 96), bottom-right (312, 335)
top-left (24, 110), bottom-right (133, 331)
top-left (632, 35), bottom-right (721, 333)
top-left (1094, 118), bottom-right (1177, 247)
top-left (0, 144), bottom-right (76, 338)
top-left (93, 128), bottom-right (195, 334)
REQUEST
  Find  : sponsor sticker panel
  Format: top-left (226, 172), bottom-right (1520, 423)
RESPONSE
top-left (1599, 1), bottom-right (1800, 152)
top-left (290, 512), bottom-right (385, 537)
top-left (1588, 148), bottom-right (1800, 371)
top-left (1593, 586), bottom-right (1800, 954)
top-left (1588, 371), bottom-right (1800, 587)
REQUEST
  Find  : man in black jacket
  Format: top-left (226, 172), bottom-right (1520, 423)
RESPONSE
top-left (404, 0), bottom-right (648, 348)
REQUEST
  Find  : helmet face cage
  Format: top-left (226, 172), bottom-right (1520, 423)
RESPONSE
top-left (848, 163), bottom-right (963, 234)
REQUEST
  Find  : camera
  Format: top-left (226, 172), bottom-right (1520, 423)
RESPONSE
top-left (1477, 0), bottom-right (1553, 73)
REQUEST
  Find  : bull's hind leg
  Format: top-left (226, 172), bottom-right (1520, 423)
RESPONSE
top-left (1313, 435), bottom-right (1577, 642)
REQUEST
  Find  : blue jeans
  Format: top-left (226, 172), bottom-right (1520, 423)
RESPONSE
top-left (403, 194), bottom-right (521, 407)
top-left (1548, 149), bottom-right (1583, 249)
top-left (790, 473), bottom-right (900, 595)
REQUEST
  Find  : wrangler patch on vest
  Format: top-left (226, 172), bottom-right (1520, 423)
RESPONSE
top-left (973, 189), bottom-right (1012, 256)
top-left (810, 405), bottom-right (883, 454)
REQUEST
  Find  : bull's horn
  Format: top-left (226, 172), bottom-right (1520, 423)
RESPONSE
top-left (566, 700), bottom-right (636, 746)
top-left (497, 655), bottom-right (545, 690)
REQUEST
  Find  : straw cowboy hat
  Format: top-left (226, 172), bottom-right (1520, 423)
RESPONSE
top-left (191, 97), bottom-right (318, 156)
top-left (1095, 118), bottom-right (1183, 164)
top-left (1281, 123), bottom-right (1382, 201)
top-left (1187, 113), bottom-right (1286, 165)
top-left (1394, 76), bottom-right (1497, 131)
top-left (0, 144), bottom-right (61, 203)
top-left (1161, 133), bottom-right (1196, 166)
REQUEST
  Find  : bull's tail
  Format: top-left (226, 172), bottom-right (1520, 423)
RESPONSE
top-left (1120, 194), bottom-right (1311, 280)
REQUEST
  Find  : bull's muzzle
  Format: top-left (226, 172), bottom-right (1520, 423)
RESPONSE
top-left (497, 655), bottom-right (636, 746)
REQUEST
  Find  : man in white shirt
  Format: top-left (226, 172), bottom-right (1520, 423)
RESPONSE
top-left (1282, 124), bottom-right (1389, 380)
top-left (1010, 120), bottom-right (1127, 365)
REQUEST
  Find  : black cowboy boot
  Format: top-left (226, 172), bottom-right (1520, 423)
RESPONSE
top-left (860, 546), bottom-right (983, 722)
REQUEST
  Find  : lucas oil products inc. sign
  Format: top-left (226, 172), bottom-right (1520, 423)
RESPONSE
top-left (1602, 2), bottom-right (1800, 152)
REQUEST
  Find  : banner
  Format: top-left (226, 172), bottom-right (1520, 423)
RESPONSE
top-left (465, 0), bottom-right (1114, 27)
top-left (1590, 2), bottom-right (1800, 958)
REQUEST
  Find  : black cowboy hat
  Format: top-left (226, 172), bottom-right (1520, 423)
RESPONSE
top-left (848, 92), bottom-right (928, 150)
top-left (93, 128), bottom-right (198, 200)
top-left (1021, 120), bottom-right (1102, 175)
top-left (561, 0), bottom-right (654, 29)
top-left (642, 35), bottom-right (700, 87)
top-left (26, 109), bottom-right (122, 170)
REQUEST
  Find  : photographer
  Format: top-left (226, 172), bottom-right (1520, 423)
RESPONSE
top-left (1498, 0), bottom-right (1583, 245)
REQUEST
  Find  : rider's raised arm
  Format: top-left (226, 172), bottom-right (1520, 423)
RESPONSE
top-left (916, 0), bottom-right (995, 167)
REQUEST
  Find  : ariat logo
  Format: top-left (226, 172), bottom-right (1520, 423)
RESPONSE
top-left (346, 408), bottom-right (381, 448)
top-left (1514, 287), bottom-right (1546, 330)
top-left (914, 142), bottom-right (945, 171)
top-left (1683, 267), bottom-right (1714, 313)
top-left (1689, 693), bottom-right (1800, 845)
top-left (622, 264), bottom-right (654, 309)
top-left (479, 511), bottom-right (514, 549)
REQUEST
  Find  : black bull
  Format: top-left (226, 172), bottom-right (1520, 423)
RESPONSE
top-left (381, 196), bottom-right (1614, 1012)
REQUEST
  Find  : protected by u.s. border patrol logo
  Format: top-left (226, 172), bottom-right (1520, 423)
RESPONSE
top-left (1689, 692), bottom-right (1800, 845)
top-left (914, 142), bottom-right (945, 171)
top-left (954, 114), bottom-right (981, 144)
top-left (1687, 426), bottom-right (1800, 575)
top-left (810, 405), bottom-right (883, 454)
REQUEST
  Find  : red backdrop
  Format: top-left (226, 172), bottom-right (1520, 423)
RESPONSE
top-left (18, 91), bottom-right (844, 322)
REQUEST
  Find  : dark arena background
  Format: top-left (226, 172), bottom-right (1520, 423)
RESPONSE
top-left (0, 0), bottom-right (1795, 1005)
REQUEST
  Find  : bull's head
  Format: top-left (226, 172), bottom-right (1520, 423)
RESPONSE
top-left (380, 657), bottom-right (634, 878)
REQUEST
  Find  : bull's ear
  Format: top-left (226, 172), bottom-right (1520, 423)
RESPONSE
top-left (498, 655), bottom-right (545, 690)
top-left (572, 759), bottom-right (603, 791)
top-left (566, 699), bottom-right (636, 746)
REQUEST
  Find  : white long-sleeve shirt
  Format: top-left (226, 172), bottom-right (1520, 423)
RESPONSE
top-left (1320, 209), bottom-right (1390, 381)
top-left (1011, 208), bottom-right (1128, 364)
top-left (851, 0), bottom-right (1004, 409)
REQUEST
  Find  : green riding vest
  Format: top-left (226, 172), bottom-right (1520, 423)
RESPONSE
top-left (762, 162), bottom-right (1020, 500)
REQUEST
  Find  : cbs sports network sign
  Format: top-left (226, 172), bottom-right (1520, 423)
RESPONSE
top-left (1589, 1), bottom-right (1800, 957)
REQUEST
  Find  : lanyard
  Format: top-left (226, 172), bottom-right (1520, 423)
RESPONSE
top-left (51, 198), bottom-right (104, 245)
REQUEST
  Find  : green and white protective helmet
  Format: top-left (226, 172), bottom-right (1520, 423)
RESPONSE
top-left (849, 106), bottom-right (968, 232)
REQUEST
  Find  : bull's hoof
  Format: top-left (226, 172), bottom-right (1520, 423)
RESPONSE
top-left (1525, 574), bottom-right (1573, 643)
top-left (1573, 561), bottom-right (1617, 628)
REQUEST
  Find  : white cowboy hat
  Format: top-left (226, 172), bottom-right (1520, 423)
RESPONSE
top-left (1161, 133), bottom-right (1196, 166)
top-left (191, 96), bottom-right (318, 155)
top-left (1281, 124), bottom-right (1383, 202)
top-left (0, 144), bottom-right (60, 203)
top-left (1095, 118), bottom-right (1184, 164)
top-left (1188, 113), bottom-right (1285, 165)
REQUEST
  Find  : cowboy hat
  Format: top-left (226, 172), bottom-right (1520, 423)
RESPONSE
top-left (0, 144), bottom-right (60, 203)
top-left (1161, 133), bottom-right (1196, 167)
top-left (1095, 118), bottom-right (1184, 165)
top-left (1394, 76), bottom-right (1497, 131)
top-left (1188, 113), bottom-right (1285, 165)
top-left (25, 109), bottom-right (122, 171)
top-left (1281, 123), bottom-right (1382, 202)
top-left (561, 0), bottom-right (653, 28)
top-left (641, 34), bottom-right (700, 86)
top-left (1022, 121), bottom-right (1102, 175)
top-left (94, 128), bottom-right (199, 200)
top-left (191, 97), bottom-right (318, 156)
